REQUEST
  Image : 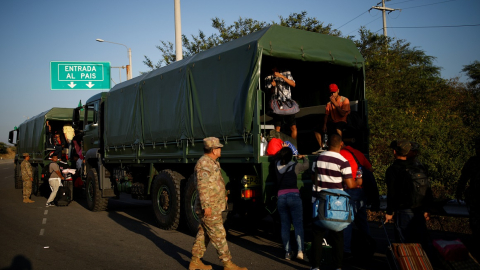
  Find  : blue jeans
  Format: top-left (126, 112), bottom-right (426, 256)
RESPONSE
top-left (343, 188), bottom-right (370, 253)
top-left (277, 192), bottom-right (304, 253)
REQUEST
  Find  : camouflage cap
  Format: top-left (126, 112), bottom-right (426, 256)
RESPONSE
top-left (22, 153), bottom-right (30, 157)
top-left (390, 140), bottom-right (411, 156)
top-left (203, 137), bottom-right (223, 149)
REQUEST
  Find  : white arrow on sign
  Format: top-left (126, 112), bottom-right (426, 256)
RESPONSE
top-left (86, 82), bottom-right (95, 88)
top-left (68, 82), bottom-right (77, 88)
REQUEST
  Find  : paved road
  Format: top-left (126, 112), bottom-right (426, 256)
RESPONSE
top-left (0, 160), bottom-right (475, 270)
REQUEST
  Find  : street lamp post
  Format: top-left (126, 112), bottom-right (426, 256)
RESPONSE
top-left (96, 39), bottom-right (132, 80)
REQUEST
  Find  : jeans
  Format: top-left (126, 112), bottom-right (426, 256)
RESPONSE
top-left (343, 188), bottom-right (370, 253)
top-left (394, 208), bottom-right (427, 245)
top-left (277, 192), bottom-right (304, 253)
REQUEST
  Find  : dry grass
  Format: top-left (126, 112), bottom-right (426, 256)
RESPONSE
top-left (0, 148), bottom-right (16, 160)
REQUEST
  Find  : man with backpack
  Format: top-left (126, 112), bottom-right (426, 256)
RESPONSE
top-left (384, 140), bottom-right (433, 245)
top-left (310, 134), bottom-right (362, 270)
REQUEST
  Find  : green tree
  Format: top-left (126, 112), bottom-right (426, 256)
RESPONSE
top-left (462, 60), bottom-right (480, 90)
top-left (356, 28), bottom-right (479, 196)
top-left (143, 11), bottom-right (340, 70)
top-left (0, 142), bottom-right (7, 154)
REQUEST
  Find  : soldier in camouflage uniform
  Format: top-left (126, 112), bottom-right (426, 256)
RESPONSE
top-left (189, 137), bottom-right (247, 270)
top-left (21, 153), bottom-right (35, 203)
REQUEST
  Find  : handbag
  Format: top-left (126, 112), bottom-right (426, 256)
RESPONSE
top-left (270, 97), bottom-right (300, 115)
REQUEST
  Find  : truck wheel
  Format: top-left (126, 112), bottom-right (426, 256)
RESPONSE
top-left (32, 168), bottom-right (40, 196)
top-left (86, 169), bottom-right (108, 211)
top-left (184, 174), bottom-right (200, 235)
top-left (15, 162), bottom-right (22, 189)
top-left (152, 170), bottom-right (181, 230)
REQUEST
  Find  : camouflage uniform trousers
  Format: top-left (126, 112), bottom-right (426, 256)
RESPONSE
top-left (191, 214), bottom-right (232, 262)
top-left (23, 181), bottom-right (32, 199)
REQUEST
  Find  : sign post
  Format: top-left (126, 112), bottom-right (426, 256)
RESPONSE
top-left (50, 61), bottom-right (111, 90)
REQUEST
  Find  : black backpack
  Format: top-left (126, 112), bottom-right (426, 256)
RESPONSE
top-left (405, 162), bottom-right (430, 209)
top-left (55, 186), bottom-right (71, 206)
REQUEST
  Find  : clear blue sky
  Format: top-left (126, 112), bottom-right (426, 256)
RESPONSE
top-left (1, 0), bottom-right (479, 145)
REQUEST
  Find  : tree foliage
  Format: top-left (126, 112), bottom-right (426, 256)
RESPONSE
top-left (356, 28), bottom-right (480, 196)
top-left (0, 142), bottom-right (7, 154)
top-left (462, 60), bottom-right (480, 90)
top-left (143, 12), bottom-right (340, 70)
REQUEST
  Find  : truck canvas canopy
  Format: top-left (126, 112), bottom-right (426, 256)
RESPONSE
top-left (104, 25), bottom-right (365, 152)
top-left (17, 108), bottom-right (73, 156)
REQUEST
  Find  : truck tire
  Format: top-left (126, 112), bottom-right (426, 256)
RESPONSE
top-left (152, 170), bottom-right (181, 230)
top-left (15, 162), bottom-right (22, 189)
top-left (184, 174), bottom-right (200, 235)
top-left (32, 168), bottom-right (40, 197)
top-left (86, 169), bottom-right (108, 211)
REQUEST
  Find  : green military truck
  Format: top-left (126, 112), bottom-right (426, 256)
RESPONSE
top-left (73, 25), bottom-right (368, 234)
top-left (9, 108), bottom-right (75, 196)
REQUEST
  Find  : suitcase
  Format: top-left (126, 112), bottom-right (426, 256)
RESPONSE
top-left (382, 221), bottom-right (434, 270)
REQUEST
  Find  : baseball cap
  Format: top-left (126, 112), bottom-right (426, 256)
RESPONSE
top-left (22, 153), bottom-right (30, 157)
top-left (329, 84), bottom-right (339, 92)
top-left (389, 140), bottom-right (411, 156)
top-left (203, 137), bottom-right (224, 149)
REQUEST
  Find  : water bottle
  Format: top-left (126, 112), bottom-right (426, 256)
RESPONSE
top-left (356, 167), bottom-right (363, 179)
top-left (323, 134), bottom-right (328, 148)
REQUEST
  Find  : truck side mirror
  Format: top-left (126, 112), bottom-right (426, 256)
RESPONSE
top-left (8, 130), bottom-right (17, 145)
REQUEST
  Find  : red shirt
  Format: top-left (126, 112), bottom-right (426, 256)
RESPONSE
top-left (344, 146), bottom-right (372, 171)
top-left (340, 149), bottom-right (358, 180)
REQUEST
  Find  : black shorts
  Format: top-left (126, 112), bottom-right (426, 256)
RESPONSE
top-left (313, 121), bottom-right (347, 135)
top-left (273, 114), bottom-right (296, 128)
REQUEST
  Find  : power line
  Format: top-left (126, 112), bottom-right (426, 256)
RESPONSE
top-left (388, 24), bottom-right (480, 28)
top-left (338, 10), bottom-right (371, 29)
top-left (401, 0), bottom-right (459, 10)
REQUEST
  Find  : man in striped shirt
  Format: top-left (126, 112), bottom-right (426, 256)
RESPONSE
top-left (310, 134), bottom-right (362, 270)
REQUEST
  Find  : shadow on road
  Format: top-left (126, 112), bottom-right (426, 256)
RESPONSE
top-left (1, 255), bottom-right (32, 270)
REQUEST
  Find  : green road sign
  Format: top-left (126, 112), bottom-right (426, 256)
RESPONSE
top-left (50, 61), bottom-right (111, 90)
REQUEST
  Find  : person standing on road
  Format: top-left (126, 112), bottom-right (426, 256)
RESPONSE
top-left (46, 155), bottom-right (64, 207)
top-left (189, 137), bottom-right (247, 270)
top-left (310, 134), bottom-right (361, 270)
top-left (384, 140), bottom-right (433, 245)
top-left (275, 145), bottom-right (309, 260)
top-left (21, 153), bottom-right (34, 203)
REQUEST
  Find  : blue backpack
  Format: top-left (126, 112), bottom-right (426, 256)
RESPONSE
top-left (313, 189), bottom-right (354, 231)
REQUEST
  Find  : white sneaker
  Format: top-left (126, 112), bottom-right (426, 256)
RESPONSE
top-left (297, 251), bottom-right (304, 260)
top-left (312, 148), bottom-right (325, 154)
top-left (285, 252), bottom-right (291, 260)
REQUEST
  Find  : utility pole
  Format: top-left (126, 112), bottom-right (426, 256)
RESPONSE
top-left (372, 0), bottom-right (401, 37)
top-left (174, 0), bottom-right (183, 61)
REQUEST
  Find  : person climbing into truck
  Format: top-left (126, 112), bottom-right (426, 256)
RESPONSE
top-left (265, 65), bottom-right (297, 140)
top-left (313, 84), bottom-right (350, 154)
